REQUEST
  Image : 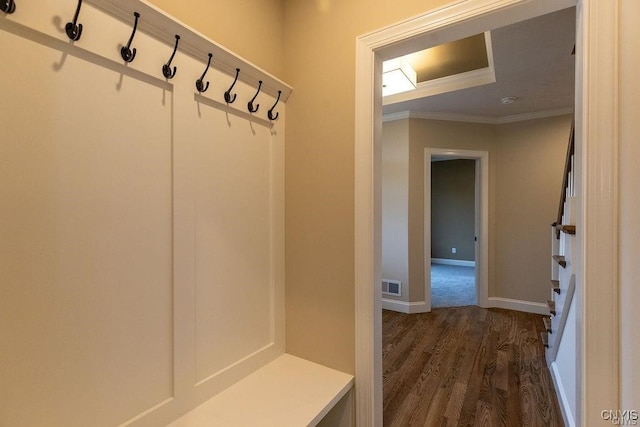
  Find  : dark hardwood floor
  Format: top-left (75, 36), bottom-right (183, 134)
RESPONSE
top-left (383, 306), bottom-right (564, 426)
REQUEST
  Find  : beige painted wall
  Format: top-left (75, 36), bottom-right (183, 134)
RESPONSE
top-left (402, 116), bottom-right (572, 303)
top-left (494, 116), bottom-right (570, 302)
top-left (381, 120), bottom-right (410, 301)
top-left (619, 0), bottom-right (640, 410)
top-left (282, 0), bottom-right (451, 374)
top-left (409, 119), bottom-right (498, 302)
top-left (147, 0), bottom-right (284, 78)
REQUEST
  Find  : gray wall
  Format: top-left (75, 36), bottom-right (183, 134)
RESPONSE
top-left (431, 159), bottom-right (476, 261)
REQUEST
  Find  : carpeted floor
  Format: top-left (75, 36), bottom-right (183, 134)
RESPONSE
top-left (431, 263), bottom-right (476, 308)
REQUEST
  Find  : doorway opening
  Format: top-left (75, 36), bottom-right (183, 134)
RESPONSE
top-left (430, 158), bottom-right (477, 308)
top-left (425, 149), bottom-right (488, 311)
top-left (355, 1), bottom-right (586, 425)
top-left (429, 157), bottom-right (476, 307)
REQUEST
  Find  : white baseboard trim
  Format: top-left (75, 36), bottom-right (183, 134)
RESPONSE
top-left (431, 258), bottom-right (476, 267)
top-left (381, 298), bottom-right (429, 314)
top-left (487, 297), bottom-right (549, 315)
top-left (382, 296), bottom-right (548, 315)
top-left (550, 361), bottom-right (575, 427)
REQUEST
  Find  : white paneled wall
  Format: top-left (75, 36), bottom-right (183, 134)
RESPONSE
top-left (191, 87), bottom-right (284, 391)
top-left (0, 1), bottom-right (286, 425)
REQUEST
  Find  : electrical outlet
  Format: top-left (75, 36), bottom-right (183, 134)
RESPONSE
top-left (452, 247), bottom-right (457, 254)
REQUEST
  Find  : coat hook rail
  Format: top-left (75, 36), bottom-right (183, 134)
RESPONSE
top-left (66, 0), bottom-right (84, 41)
top-left (248, 80), bottom-right (262, 113)
top-left (121, 12), bottom-right (140, 63)
top-left (65, 0), bottom-right (293, 102)
top-left (196, 53), bottom-right (213, 93)
top-left (162, 34), bottom-right (180, 79)
top-left (0, 0), bottom-right (16, 14)
top-left (268, 90), bottom-right (282, 121)
top-left (56, 1), bottom-right (293, 103)
top-left (225, 68), bottom-right (240, 104)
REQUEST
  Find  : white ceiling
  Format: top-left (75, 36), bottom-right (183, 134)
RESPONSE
top-left (382, 7), bottom-right (576, 122)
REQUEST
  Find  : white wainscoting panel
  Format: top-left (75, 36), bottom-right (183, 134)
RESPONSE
top-left (193, 92), bottom-right (278, 384)
top-left (0, 1), bottom-right (287, 425)
top-left (0, 25), bottom-right (174, 426)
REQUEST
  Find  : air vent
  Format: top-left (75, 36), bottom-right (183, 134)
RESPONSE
top-left (382, 279), bottom-right (402, 296)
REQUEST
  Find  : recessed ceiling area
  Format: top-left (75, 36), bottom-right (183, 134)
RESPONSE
top-left (406, 34), bottom-right (489, 83)
top-left (383, 7), bottom-right (576, 122)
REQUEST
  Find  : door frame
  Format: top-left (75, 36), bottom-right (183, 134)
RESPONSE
top-left (425, 149), bottom-right (489, 311)
top-left (355, 0), bottom-right (619, 425)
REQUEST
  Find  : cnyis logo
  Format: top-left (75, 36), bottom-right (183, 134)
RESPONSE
top-left (601, 410), bottom-right (639, 425)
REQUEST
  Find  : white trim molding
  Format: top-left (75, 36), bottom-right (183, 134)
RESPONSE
top-left (354, 30), bottom-right (383, 427)
top-left (382, 107), bottom-right (574, 125)
top-left (381, 299), bottom-right (429, 314)
top-left (577, 0), bottom-right (620, 424)
top-left (551, 361), bottom-right (577, 427)
top-left (487, 297), bottom-right (549, 315)
top-left (431, 258), bottom-right (476, 267)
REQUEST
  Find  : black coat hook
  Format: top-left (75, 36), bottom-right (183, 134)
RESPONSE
top-left (248, 80), bottom-right (262, 113)
top-left (268, 90), bottom-right (282, 121)
top-left (225, 68), bottom-right (240, 104)
top-left (0, 0), bottom-right (16, 14)
top-left (121, 12), bottom-right (140, 63)
top-left (65, 0), bottom-right (84, 41)
top-left (196, 53), bottom-right (213, 93)
top-left (162, 35), bottom-right (180, 79)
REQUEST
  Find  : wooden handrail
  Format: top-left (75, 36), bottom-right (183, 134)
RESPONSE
top-left (555, 120), bottom-right (575, 238)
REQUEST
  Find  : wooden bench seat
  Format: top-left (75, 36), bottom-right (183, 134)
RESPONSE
top-left (168, 354), bottom-right (354, 427)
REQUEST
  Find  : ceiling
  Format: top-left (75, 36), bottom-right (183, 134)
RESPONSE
top-left (406, 34), bottom-right (489, 83)
top-left (382, 7), bottom-right (576, 122)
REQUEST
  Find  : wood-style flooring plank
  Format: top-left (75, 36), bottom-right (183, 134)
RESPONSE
top-left (383, 311), bottom-right (451, 417)
top-left (383, 306), bottom-right (564, 427)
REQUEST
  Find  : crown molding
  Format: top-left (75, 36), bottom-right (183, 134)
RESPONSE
top-left (383, 107), bottom-right (574, 124)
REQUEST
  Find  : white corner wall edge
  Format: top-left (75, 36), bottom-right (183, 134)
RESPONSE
top-left (550, 361), bottom-right (576, 427)
top-left (381, 298), bottom-right (429, 314)
top-left (167, 354), bottom-right (354, 427)
top-left (487, 297), bottom-right (549, 315)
